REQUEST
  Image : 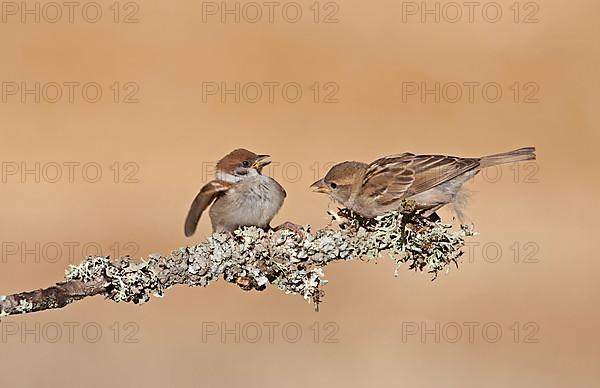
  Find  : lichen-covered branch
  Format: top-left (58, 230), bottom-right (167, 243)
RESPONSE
top-left (0, 208), bottom-right (474, 317)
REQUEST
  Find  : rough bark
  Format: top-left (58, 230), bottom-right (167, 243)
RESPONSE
top-left (0, 208), bottom-right (473, 317)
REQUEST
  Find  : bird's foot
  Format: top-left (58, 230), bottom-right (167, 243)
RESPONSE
top-left (459, 222), bottom-right (477, 236)
top-left (273, 221), bottom-right (307, 238)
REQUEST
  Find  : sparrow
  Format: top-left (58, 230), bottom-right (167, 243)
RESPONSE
top-left (184, 148), bottom-right (288, 236)
top-left (311, 147), bottom-right (536, 221)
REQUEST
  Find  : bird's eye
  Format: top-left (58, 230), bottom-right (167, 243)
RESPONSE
top-left (242, 160), bottom-right (251, 167)
top-left (330, 182), bottom-right (337, 189)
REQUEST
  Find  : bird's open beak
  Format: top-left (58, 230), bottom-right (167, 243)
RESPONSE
top-left (252, 155), bottom-right (271, 171)
top-left (311, 179), bottom-right (330, 194)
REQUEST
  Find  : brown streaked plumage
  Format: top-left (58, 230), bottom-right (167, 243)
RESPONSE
top-left (311, 147), bottom-right (536, 221)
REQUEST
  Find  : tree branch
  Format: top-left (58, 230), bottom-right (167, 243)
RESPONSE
top-left (0, 208), bottom-right (474, 316)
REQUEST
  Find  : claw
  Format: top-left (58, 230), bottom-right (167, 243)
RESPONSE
top-left (273, 221), bottom-right (307, 238)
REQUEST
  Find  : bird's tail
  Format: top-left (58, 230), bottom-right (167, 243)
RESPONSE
top-left (479, 147), bottom-right (536, 168)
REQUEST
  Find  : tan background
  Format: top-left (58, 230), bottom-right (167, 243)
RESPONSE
top-left (0, 0), bottom-right (598, 386)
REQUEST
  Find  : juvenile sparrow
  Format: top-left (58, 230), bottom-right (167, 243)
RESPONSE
top-left (185, 148), bottom-right (287, 236)
top-left (311, 147), bottom-right (536, 221)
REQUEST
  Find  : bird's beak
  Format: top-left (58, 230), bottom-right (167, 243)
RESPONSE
top-left (311, 179), bottom-right (330, 194)
top-left (252, 155), bottom-right (271, 171)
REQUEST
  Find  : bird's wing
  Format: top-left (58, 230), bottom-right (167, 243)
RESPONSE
top-left (184, 180), bottom-right (232, 237)
top-left (360, 153), bottom-right (480, 208)
top-left (359, 153), bottom-right (416, 207)
top-left (403, 155), bottom-right (480, 196)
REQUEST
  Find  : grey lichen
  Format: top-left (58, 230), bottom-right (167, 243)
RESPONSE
top-left (63, 208), bottom-right (474, 310)
top-left (15, 299), bottom-right (34, 313)
top-left (65, 255), bottom-right (164, 304)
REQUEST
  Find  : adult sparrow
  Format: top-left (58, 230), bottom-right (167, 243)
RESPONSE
top-left (311, 147), bottom-right (536, 221)
top-left (185, 148), bottom-right (288, 236)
